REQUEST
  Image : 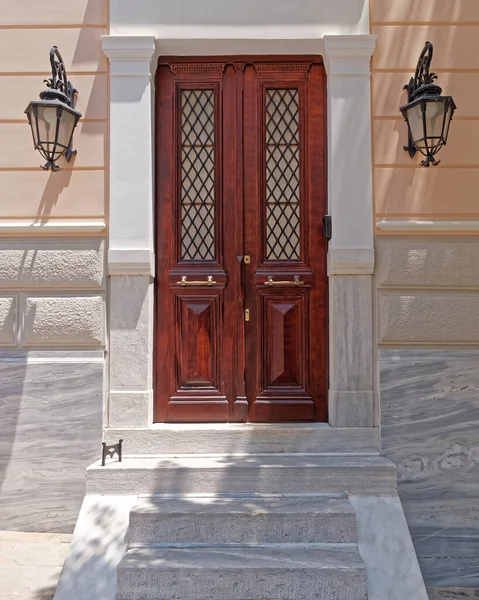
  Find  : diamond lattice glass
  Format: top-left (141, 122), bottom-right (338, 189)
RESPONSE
top-left (181, 89), bottom-right (215, 260)
top-left (265, 88), bottom-right (300, 260)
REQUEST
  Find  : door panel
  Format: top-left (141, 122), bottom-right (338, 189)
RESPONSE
top-left (243, 62), bottom-right (327, 422)
top-left (177, 293), bottom-right (220, 388)
top-left (155, 59), bottom-right (327, 423)
top-left (156, 63), bottom-right (232, 422)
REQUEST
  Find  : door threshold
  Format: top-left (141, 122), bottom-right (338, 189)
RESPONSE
top-left (104, 424), bottom-right (380, 455)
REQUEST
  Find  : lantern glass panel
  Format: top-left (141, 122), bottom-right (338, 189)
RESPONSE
top-left (443, 103), bottom-right (453, 141)
top-left (37, 105), bottom-right (63, 160)
top-left (425, 100), bottom-right (447, 140)
top-left (26, 105), bottom-right (38, 146)
top-left (407, 103), bottom-right (426, 149)
top-left (58, 109), bottom-right (78, 150)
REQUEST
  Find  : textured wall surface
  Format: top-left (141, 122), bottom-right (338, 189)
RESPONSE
top-left (0, 238), bottom-right (106, 348)
top-left (376, 237), bottom-right (479, 346)
top-left (381, 350), bottom-right (479, 591)
top-left (0, 351), bottom-right (103, 532)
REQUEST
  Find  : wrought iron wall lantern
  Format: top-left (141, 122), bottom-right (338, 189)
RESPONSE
top-left (25, 46), bottom-right (82, 172)
top-left (400, 41), bottom-right (456, 167)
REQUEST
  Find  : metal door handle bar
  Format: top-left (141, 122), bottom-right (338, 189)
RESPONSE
top-left (177, 276), bottom-right (217, 286)
top-left (264, 276), bottom-right (305, 287)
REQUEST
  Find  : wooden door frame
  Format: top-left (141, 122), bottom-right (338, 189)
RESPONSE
top-left (154, 56), bottom-right (328, 423)
top-left (102, 34), bottom-right (377, 431)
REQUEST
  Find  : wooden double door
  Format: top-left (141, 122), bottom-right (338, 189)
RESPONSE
top-left (155, 58), bottom-right (327, 422)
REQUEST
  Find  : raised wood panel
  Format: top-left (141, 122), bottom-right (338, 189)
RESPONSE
top-left (372, 26), bottom-right (479, 70)
top-left (243, 61), bottom-right (327, 423)
top-left (372, 0), bottom-right (479, 23)
top-left (178, 295), bottom-right (218, 389)
top-left (0, 121), bottom-right (106, 169)
top-left (0, 170), bottom-right (105, 218)
top-left (0, 29), bottom-right (107, 73)
top-left (265, 296), bottom-right (304, 388)
top-left (0, 0), bottom-right (108, 25)
top-left (373, 120), bottom-right (479, 166)
top-left (372, 72), bottom-right (479, 118)
top-left (375, 168), bottom-right (479, 217)
top-left (0, 75), bottom-right (108, 121)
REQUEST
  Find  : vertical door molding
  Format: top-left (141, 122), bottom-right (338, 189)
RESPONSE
top-left (102, 35), bottom-right (156, 427)
top-left (323, 35), bottom-right (377, 427)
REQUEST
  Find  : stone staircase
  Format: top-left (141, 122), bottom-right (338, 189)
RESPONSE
top-left (84, 447), bottom-right (397, 600)
top-left (117, 493), bottom-right (367, 600)
top-left (54, 426), bottom-right (429, 600)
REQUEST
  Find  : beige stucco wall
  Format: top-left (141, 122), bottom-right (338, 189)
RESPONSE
top-left (0, 1), bottom-right (108, 219)
top-left (371, 0), bottom-right (479, 225)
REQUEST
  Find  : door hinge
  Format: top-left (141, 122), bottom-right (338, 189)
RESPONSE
top-left (322, 215), bottom-right (332, 242)
top-left (245, 309), bottom-right (250, 322)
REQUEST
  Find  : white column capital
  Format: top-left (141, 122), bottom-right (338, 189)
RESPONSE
top-left (101, 35), bottom-right (156, 77)
top-left (323, 35), bottom-right (377, 76)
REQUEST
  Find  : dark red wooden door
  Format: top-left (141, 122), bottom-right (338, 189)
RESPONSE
top-left (155, 59), bottom-right (327, 423)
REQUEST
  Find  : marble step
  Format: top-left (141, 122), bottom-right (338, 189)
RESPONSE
top-left (116, 545), bottom-right (367, 600)
top-left (104, 423), bottom-right (380, 455)
top-left (86, 454), bottom-right (397, 495)
top-left (128, 495), bottom-right (357, 545)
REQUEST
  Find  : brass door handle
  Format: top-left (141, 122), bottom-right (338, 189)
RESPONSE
top-left (177, 276), bottom-right (217, 287)
top-left (264, 275), bottom-right (305, 287)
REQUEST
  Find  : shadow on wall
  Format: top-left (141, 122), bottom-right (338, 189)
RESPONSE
top-left (37, 170), bottom-right (74, 217)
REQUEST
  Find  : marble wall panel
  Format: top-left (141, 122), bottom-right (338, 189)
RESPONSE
top-left (0, 352), bottom-right (103, 532)
top-left (381, 349), bottom-right (479, 588)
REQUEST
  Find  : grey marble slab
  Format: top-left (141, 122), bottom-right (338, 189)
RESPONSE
top-left (0, 354), bottom-right (103, 532)
top-left (380, 350), bottom-right (479, 586)
top-left (428, 587), bottom-right (479, 599)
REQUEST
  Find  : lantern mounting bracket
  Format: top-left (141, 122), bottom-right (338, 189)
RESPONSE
top-left (43, 46), bottom-right (78, 110)
top-left (402, 41), bottom-right (441, 161)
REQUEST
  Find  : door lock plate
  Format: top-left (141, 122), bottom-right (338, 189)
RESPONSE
top-left (244, 255), bottom-right (251, 264)
top-left (245, 309), bottom-right (250, 322)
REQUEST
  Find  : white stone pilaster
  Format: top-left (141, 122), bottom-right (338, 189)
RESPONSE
top-left (102, 36), bottom-right (156, 427)
top-left (324, 35), bottom-right (377, 426)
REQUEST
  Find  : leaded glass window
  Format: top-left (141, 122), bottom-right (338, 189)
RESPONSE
top-left (265, 88), bottom-right (300, 260)
top-left (180, 89), bottom-right (215, 260)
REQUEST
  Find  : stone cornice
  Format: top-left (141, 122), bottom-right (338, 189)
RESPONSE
top-left (323, 34), bottom-right (377, 76)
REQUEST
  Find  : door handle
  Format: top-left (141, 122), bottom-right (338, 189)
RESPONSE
top-left (264, 275), bottom-right (305, 287)
top-left (177, 276), bottom-right (217, 287)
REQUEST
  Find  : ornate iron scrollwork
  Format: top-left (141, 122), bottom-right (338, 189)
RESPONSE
top-left (44, 46), bottom-right (77, 109)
